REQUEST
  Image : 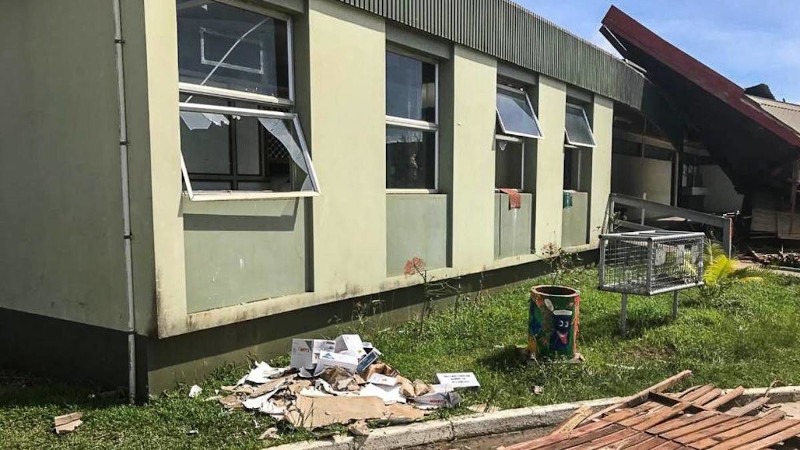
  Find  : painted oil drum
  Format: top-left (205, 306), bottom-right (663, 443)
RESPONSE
top-left (528, 285), bottom-right (581, 359)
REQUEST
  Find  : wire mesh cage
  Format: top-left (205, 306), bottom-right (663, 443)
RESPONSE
top-left (599, 231), bottom-right (705, 296)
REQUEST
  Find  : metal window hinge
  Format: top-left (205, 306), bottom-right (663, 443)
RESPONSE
top-left (120, 140), bottom-right (129, 146)
top-left (115, 38), bottom-right (126, 44)
top-left (124, 233), bottom-right (133, 240)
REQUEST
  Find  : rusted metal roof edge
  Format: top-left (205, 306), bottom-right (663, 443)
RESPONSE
top-left (601, 5), bottom-right (800, 148)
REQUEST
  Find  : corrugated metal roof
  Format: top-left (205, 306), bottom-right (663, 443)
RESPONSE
top-left (748, 95), bottom-right (800, 136)
top-left (334, 0), bottom-right (646, 106)
top-left (601, 5), bottom-right (800, 194)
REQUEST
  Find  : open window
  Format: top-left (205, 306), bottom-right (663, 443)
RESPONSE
top-left (563, 103), bottom-right (595, 191)
top-left (385, 50), bottom-right (439, 191)
top-left (494, 84), bottom-right (540, 191)
top-left (176, 0), bottom-right (319, 200)
top-left (496, 85), bottom-right (543, 139)
top-left (565, 104), bottom-right (596, 148)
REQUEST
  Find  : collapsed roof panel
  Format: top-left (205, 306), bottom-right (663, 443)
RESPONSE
top-left (600, 6), bottom-right (800, 194)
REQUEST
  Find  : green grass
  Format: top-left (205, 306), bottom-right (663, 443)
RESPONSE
top-left (3, 267), bottom-right (800, 449)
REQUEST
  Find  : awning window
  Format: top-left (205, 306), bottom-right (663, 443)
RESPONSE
top-left (496, 87), bottom-right (543, 139)
top-left (565, 104), bottom-right (596, 147)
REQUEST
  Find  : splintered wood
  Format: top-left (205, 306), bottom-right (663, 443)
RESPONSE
top-left (499, 373), bottom-right (799, 450)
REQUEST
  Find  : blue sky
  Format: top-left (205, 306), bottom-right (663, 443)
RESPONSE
top-left (517, 1), bottom-right (800, 103)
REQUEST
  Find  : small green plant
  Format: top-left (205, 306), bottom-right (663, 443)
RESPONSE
top-left (700, 241), bottom-right (767, 299)
top-left (539, 243), bottom-right (582, 287)
top-left (404, 256), bottom-right (461, 334)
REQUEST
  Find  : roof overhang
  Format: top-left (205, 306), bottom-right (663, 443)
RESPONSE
top-left (601, 6), bottom-right (800, 194)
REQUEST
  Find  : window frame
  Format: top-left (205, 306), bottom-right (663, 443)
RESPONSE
top-left (495, 84), bottom-right (544, 140)
top-left (177, 0), bottom-right (319, 201)
top-left (384, 48), bottom-right (440, 193)
top-left (564, 103), bottom-right (597, 148)
top-left (494, 134), bottom-right (525, 191)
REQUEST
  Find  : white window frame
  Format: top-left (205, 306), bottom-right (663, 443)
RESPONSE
top-left (495, 84), bottom-right (544, 140)
top-left (494, 134), bottom-right (525, 191)
top-left (385, 49), bottom-right (439, 194)
top-left (564, 103), bottom-right (597, 148)
top-left (178, 0), bottom-right (318, 201)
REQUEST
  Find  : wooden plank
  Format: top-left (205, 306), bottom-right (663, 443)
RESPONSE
top-left (731, 423), bottom-right (800, 450)
top-left (610, 432), bottom-right (654, 449)
top-left (677, 386), bottom-right (702, 397)
top-left (543, 426), bottom-right (629, 450)
top-left (660, 415), bottom-right (739, 440)
top-left (555, 405), bottom-right (594, 434)
top-left (673, 417), bottom-right (753, 444)
top-left (705, 419), bottom-right (799, 450)
top-left (604, 405), bottom-right (658, 424)
top-left (564, 428), bottom-right (641, 450)
top-left (680, 385), bottom-right (716, 403)
top-left (649, 411), bottom-right (719, 434)
top-left (726, 397), bottom-right (770, 417)
top-left (500, 421), bottom-right (616, 450)
top-left (757, 408), bottom-right (785, 420)
top-left (689, 415), bottom-right (787, 448)
top-left (625, 436), bottom-right (671, 450)
top-left (693, 389), bottom-right (722, 406)
top-left (633, 402), bottom-right (693, 431)
top-left (580, 371), bottom-right (693, 425)
top-left (703, 387), bottom-right (744, 410)
top-left (650, 442), bottom-right (685, 450)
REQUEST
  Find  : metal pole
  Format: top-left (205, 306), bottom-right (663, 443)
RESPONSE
top-left (620, 293), bottom-right (628, 336)
top-left (672, 291), bottom-right (679, 320)
top-left (722, 218), bottom-right (733, 257)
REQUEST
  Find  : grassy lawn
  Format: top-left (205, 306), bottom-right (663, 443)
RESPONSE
top-left (3, 267), bottom-right (800, 449)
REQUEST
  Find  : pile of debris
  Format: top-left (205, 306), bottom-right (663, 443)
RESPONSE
top-left (502, 371), bottom-right (799, 450)
top-left (211, 334), bottom-right (478, 434)
top-left (751, 250), bottom-right (800, 269)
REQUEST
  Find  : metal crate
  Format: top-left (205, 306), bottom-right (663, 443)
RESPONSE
top-left (599, 230), bottom-right (705, 296)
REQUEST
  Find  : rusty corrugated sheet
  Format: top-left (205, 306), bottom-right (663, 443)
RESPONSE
top-left (334, 0), bottom-right (646, 106)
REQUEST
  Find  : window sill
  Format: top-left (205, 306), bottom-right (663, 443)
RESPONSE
top-left (386, 189), bottom-right (439, 194)
top-left (184, 191), bottom-right (319, 202)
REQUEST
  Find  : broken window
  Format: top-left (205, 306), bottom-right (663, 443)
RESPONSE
top-left (385, 50), bottom-right (438, 190)
top-left (176, 1), bottom-right (318, 198)
top-left (496, 86), bottom-right (543, 139)
top-left (565, 104), bottom-right (596, 147)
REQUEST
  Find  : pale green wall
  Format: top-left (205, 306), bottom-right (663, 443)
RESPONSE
top-left (306, 0), bottom-right (387, 293)
top-left (448, 46), bottom-right (498, 269)
top-left (562, 191), bottom-right (589, 247)
top-left (183, 200), bottom-right (308, 313)
top-left (495, 193), bottom-right (534, 258)
top-left (0, 0), bottom-right (620, 341)
top-left (386, 195), bottom-right (448, 276)
top-left (589, 95), bottom-right (614, 245)
top-left (0, 1), bottom-right (129, 331)
top-left (533, 76), bottom-right (568, 253)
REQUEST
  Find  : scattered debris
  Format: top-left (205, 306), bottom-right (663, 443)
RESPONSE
top-left (186, 429), bottom-right (199, 436)
top-left (259, 427), bottom-right (280, 440)
top-left (467, 404), bottom-right (501, 414)
top-left (532, 385), bottom-right (544, 395)
top-left (188, 385), bottom-right (202, 398)
top-left (436, 372), bottom-right (480, 389)
top-left (286, 395), bottom-right (386, 429)
top-left (347, 420), bottom-right (371, 437)
top-left (54, 412), bottom-right (83, 435)
top-left (218, 333), bottom-right (477, 436)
